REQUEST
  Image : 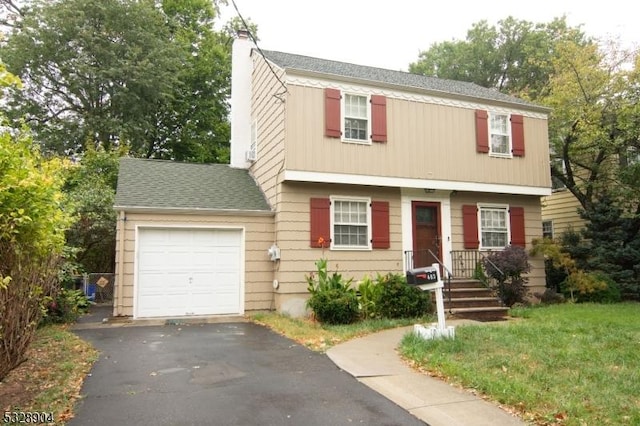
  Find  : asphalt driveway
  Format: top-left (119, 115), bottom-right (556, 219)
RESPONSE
top-left (71, 322), bottom-right (425, 426)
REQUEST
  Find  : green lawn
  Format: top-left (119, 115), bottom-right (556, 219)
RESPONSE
top-left (400, 303), bottom-right (640, 425)
top-left (250, 312), bottom-right (427, 351)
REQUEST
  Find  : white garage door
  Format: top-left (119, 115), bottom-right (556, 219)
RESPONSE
top-left (136, 228), bottom-right (242, 318)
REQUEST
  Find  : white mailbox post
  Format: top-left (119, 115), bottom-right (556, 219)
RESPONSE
top-left (407, 263), bottom-right (455, 340)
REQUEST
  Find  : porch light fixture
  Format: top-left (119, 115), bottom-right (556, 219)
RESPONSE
top-left (423, 188), bottom-right (436, 194)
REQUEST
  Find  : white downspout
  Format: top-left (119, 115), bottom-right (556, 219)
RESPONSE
top-left (115, 210), bottom-right (126, 316)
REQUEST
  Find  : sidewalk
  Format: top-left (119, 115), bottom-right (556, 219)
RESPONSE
top-left (326, 322), bottom-right (526, 426)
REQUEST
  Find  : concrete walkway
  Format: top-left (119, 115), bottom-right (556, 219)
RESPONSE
top-left (326, 322), bottom-right (526, 426)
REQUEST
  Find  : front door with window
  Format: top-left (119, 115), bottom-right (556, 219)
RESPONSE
top-left (412, 202), bottom-right (441, 268)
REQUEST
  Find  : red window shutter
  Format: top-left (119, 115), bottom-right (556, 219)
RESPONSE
top-left (310, 198), bottom-right (331, 248)
top-left (325, 88), bottom-right (341, 138)
top-left (462, 205), bottom-right (479, 249)
top-left (370, 95), bottom-right (387, 143)
top-left (511, 114), bottom-right (525, 157)
top-left (509, 206), bottom-right (526, 247)
top-left (371, 201), bottom-right (390, 249)
top-left (475, 110), bottom-right (489, 153)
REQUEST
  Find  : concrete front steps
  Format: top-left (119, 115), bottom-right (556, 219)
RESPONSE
top-left (441, 279), bottom-right (509, 321)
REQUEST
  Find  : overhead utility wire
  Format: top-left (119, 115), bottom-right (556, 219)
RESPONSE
top-left (230, 0), bottom-right (288, 101)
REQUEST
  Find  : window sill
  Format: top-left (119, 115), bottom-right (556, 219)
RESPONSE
top-left (331, 246), bottom-right (372, 251)
top-left (341, 138), bottom-right (371, 146)
top-left (488, 153), bottom-right (513, 159)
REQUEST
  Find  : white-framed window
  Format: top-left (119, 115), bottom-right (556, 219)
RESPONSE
top-left (479, 204), bottom-right (509, 249)
top-left (331, 196), bottom-right (371, 249)
top-left (542, 220), bottom-right (553, 239)
top-left (627, 146), bottom-right (640, 166)
top-left (343, 93), bottom-right (370, 143)
top-left (489, 112), bottom-right (511, 157)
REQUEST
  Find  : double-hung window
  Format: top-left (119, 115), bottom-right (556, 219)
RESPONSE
top-left (627, 146), bottom-right (640, 166)
top-left (475, 110), bottom-right (524, 157)
top-left (332, 197), bottom-right (371, 249)
top-left (489, 113), bottom-right (510, 156)
top-left (479, 205), bottom-right (509, 249)
top-left (542, 220), bottom-right (554, 239)
top-left (343, 94), bottom-right (369, 142)
top-left (325, 88), bottom-right (387, 143)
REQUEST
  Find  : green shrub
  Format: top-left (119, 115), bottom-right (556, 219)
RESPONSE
top-left (43, 288), bottom-right (90, 324)
top-left (306, 258), bottom-right (358, 325)
top-left (0, 89), bottom-right (72, 380)
top-left (565, 271), bottom-right (621, 303)
top-left (373, 273), bottom-right (431, 319)
top-left (307, 288), bottom-right (359, 325)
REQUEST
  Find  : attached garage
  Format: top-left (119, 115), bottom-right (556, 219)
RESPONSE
top-left (114, 158), bottom-right (274, 319)
top-left (136, 228), bottom-right (243, 318)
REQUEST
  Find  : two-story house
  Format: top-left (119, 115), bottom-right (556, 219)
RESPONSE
top-left (112, 31), bottom-right (551, 319)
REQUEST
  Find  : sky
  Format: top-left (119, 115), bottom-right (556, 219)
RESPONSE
top-left (219, 0), bottom-right (639, 71)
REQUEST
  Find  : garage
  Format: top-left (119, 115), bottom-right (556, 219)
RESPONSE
top-left (136, 227), bottom-right (243, 318)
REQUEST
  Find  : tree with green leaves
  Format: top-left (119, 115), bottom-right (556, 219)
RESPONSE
top-left (410, 16), bottom-right (591, 101)
top-left (148, 0), bottom-right (232, 163)
top-left (63, 148), bottom-right (121, 273)
top-left (546, 44), bottom-right (640, 296)
top-left (0, 63), bottom-right (73, 379)
top-left (411, 17), bottom-right (640, 297)
top-left (546, 41), bottom-right (640, 210)
top-left (2, 0), bottom-right (234, 162)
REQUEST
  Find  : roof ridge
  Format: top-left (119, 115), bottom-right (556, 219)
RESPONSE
top-left (120, 157), bottom-right (231, 167)
top-left (259, 49), bottom-right (545, 110)
top-left (260, 48), bottom-right (481, 87)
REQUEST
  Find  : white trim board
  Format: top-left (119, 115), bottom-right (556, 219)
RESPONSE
top-left (283, 170), bottom-right (552, 196)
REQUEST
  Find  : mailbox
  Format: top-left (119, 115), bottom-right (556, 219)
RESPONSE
top-left (406, 266), bottom-right (439, 285)
top-left (406, 266), bottom-right (443, 291)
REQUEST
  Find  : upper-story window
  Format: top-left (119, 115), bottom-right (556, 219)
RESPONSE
top-left (324, 88), bottom-right (387, 144)
top-left (475, 110), bottom-right (524, 157)
top-left (343, 94), bottom-right (369, 142)
top-left (490, 113), bottom-right (510, 156)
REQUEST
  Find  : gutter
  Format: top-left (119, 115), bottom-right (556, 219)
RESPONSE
top-left (112, 206), bottom-right (275, 216)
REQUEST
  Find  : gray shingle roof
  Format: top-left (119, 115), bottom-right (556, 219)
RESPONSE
top-left (114, 158), bottom-right (271, 212)
top-left (261, 50), bottom-right (545, 110)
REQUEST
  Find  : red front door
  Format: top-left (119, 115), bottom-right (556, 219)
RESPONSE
top-left (412, 202), bottom-right (442, 268)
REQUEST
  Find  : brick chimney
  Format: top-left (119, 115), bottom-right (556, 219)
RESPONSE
top-left (230, 30), bottom-right (253, 168)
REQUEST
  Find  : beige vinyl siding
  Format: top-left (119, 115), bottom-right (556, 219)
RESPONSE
top-left (273, 182), bottom-right (403, 313)
top-left (284, 85), bottom-right (550, 189)
top-left (249, 54), bottom-right (286, 208)
top-left (541, 189), bottom-right (586, 237)
top-left (449, 192), bottom-right (546, 294)
top-left (114, 212), bottom-right (275, 317)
